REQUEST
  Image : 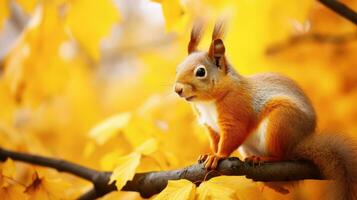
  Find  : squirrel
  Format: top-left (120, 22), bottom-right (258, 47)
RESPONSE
top-left (174, 20), bottom-right (357, 199)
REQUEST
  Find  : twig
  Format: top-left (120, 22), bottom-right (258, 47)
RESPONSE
top-left (266, 31), bottom-right (357, 55)
top-left (318, 0), bottom-right (357, 25)
top-left (0, 148), bottom-right (99, 181)
top-left (0, 147), bottom-right (324, 200)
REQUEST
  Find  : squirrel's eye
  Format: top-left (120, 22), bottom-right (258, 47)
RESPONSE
top-left (194, 65), bottom-right (207, 79)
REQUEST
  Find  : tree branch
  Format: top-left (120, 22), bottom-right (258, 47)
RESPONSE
top-left (318, 0), bottom-right (357, 25)
top-left (0, 147), bottom-right (324, 200)
top-left (0, 148), bottom-right (99, 181)
top-left (121, 158), bottom-right (323, 198)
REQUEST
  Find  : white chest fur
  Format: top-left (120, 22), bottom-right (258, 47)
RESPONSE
top-left (194, 101), bottom-right (219, 133)
top-left (194, 101), bottom-right (268, 158)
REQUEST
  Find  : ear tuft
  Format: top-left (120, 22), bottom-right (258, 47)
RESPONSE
top-left (188, 20), bottom-right (205, 54)
top-left (212, 20), bottom-right (225, 40)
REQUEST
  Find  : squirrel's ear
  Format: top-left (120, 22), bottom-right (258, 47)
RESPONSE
top-left (209, 39), bottom-right (227, 73)
top-left (208, 19), bottom-right (227, 73)
top-left (188, 21), bottom-right (205, 54)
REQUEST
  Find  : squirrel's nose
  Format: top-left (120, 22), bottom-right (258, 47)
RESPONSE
top-left (174, 84), bottom-right (183, 96)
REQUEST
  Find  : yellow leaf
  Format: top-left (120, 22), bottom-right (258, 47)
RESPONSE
top-left (83, 140), bottom-right (96, 157)
top-left (160, 0), bottom-right (186, 32)
top-left (197, 176), bottom-right (263, 200)
top-left (100, 149), bottom-right (127, 170)
top-left (65, 0), bottom-right (120, 60)
top-left (25, 172), bottom-right (71, 200)
top-left (1, 158), bottom-right (15, 178)
top-left (197, 178), bottom-right (236, 200)
top-left (0, 158), bottom-right (16, 187)
top-left (135, 138), bottom-right (158, 155)
top-left (0, 184), bottom-right (28, 200)
top-left (109, 152), bottom-right (141, 190)
top-left (15, 0), bottom-right (38, 13)
top-left (154, 179), bottom-right (196, 200)
top-left (89, 112), bottom-right (131, 145)
top-left (4, 2), bottom-right (71, 104)
top-left (0, 0), bottom-right (9, 29)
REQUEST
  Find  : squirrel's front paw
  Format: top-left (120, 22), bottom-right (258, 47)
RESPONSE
top-left (203, 154), bottom-right (224, 169)
top-left (197, 154), bottom-right (210, 163)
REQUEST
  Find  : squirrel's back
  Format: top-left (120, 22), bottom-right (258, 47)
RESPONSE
top-left (247, 72), bottom-right (316, 121)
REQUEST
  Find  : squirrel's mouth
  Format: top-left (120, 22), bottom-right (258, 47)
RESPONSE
top-left (185, 96), bottom-right (196, 101)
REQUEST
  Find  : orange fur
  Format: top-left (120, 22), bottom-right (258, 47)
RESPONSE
top-left (213, 76), bottom-right (256, 157)
top-left (175, 21), bottom-right (357, 197)
top-left (293, 133), bottom-right (357, 200)
top-left (205, 125), bottom-right (220, 153)
top-left (259, 98), bottom-right (315, 158)
top-left (188, 20), bottom-right (205, 54)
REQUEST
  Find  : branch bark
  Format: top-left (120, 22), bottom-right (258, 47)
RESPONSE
top-left (0, 147), bottom-right (324, 200)
top-left (318, 0), bottom-right (357, 25)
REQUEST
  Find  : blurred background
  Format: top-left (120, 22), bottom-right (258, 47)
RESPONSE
top-left (0, 0), bottom-right (356, 199)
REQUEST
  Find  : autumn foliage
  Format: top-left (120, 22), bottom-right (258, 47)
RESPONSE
top-left (0, 0), bottom-right (356, 199)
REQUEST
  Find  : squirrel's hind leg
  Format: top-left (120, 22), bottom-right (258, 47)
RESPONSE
top-left (262, 98), bottom-right (316, 159)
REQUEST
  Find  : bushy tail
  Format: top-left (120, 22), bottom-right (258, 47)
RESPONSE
top-left (293, 132), bottom-right (357, 200)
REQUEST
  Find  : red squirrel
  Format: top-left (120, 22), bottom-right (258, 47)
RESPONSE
top-left (174, 21), bottom-right (357, 199)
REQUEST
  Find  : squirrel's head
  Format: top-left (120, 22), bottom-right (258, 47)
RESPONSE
top-left (174, 21), bottom-right (229, 102)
